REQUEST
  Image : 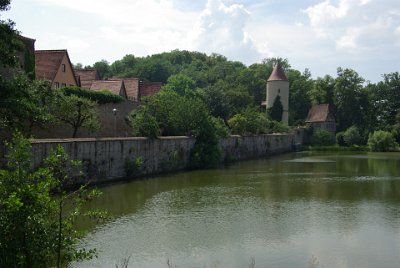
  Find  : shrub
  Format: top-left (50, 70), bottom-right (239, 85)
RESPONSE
top-left (61, 86), bottom-right (124, 104)
top-left (368, 130), bottom-right (398, 152)
top-left (228, 114), bottom-right (247, 135)
top-left (269, 120), bottom-right (290, 133)
top-left (211, 117), bottom-right (230, 138)
top-left (128, 107), bottom-right (160, 139)
top-left (313, 128), bottom-right (335, 146)
top-left (343, 125), bottom-right (362, 146)
top-left (336, 131), bottom-right (345, 146)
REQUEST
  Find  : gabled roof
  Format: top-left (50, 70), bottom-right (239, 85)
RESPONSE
top-left (267, 63), bottom-right (288, 82)
top-left (75, 69), bottom-right (100, 88)
top-left (35, 49), bottom-right (76, 84)
top-left (139, 82), bottom-right (162, 98)
top-left (305, 104), bottom-right (335, 123)
top-left (109, 77), bottom-right (139, 101)
top-left (90, 80), bottom-right (126, 98)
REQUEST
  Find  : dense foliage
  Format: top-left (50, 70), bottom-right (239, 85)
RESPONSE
top-left (61, 86), bottom-right (124, 104)
top-left (368, 131), bottom-right (398, 152)
top-left (0, 133), bottom-right (104, 267)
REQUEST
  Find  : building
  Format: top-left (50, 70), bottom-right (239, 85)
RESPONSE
top-left (265, 63), bottom-right (290, 125)
top-left (74, 68), bottom-right (100, 89)
top-left (109, 78), bottom-right (140, 101)
top-left (90, 80), bottom-right (128, 99)
top-left (139, 81), bottom-right (162, 99)
top-left (305, 104), bottom-right (336, 134)
top-left (35, 49), bottom-right (78, 89)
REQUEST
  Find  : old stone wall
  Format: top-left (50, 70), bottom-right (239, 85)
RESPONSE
top-left (26, 130), bottom-right (306, 185)
top-left (31, 100), bottom-right (137, 139)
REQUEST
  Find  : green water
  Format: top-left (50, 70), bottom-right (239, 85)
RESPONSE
top-left (72, 151), bottom-right (400, 268)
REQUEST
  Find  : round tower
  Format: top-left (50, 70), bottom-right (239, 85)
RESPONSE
top-left (266, 63), bottom-right (289, 125)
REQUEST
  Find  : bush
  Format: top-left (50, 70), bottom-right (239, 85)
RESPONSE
top-left (343, 125), bottom-right (362, 146)
top-left (61, 86), bottom-right (124, 104)
top-left (128, 107), bottom-right (160, 139)
top-left (368, 130), bottom-right (398, 152)
top-left (336, 131), bottom-right (346, 146)
top-left (211, 117), bottom-right (230, 138)
top-left (313, 128), bottom-right (335, 146)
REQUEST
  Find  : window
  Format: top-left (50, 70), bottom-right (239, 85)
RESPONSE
top-left (278, 89), bottom-right (281, 93)
top-left (61, 64), bottom-right (66, 72)
top-left (61, 83), bottom-right (66, 87)
top-left (54, 82), bottom-right (60, 89)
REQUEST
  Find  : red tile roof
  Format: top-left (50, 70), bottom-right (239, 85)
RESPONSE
top-left (75, 69), bottom-right (100, 88)
top-left (139, 82), bottom-right (162, 98)
top-left (35, 50), bottom-right (67, 81)
top-left (90, 80), bottom-right (126, 98)
top-left (267, 63), bottom-right (288, 81)
top-left (305, 104), bottom-right (335, 123)
top-left (109, 77), bottom-right (139, 101)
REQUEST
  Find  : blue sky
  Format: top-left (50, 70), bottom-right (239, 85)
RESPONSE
top-left (3, 0), bottom-right (400, 82)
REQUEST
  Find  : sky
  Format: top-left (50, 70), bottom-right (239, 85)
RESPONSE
top-left (3, 0), bottom-right (400, 82)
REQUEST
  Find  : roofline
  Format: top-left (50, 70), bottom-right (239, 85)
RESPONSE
top-left (19, 35), bottom-right (36, 42)
top-left (35, 49), bottom-right (68, 53)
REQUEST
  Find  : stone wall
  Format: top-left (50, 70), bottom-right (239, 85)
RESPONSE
top-left (25, 130), bottom-right (306, 185)
top-left (31, 100), bottom-right (138, 139)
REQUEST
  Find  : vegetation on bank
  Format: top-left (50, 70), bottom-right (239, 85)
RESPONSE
top-left (0, 133), bottom-right (106, 267)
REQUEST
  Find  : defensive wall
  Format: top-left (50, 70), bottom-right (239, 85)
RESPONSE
top-left (21, 128), bottom-right (306, 185)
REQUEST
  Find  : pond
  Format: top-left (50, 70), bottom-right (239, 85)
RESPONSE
top-left (71, 151), bottom-right (400, 268)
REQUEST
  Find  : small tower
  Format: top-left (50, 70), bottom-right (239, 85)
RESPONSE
top-left (266, 63), bottom-right (289, 125)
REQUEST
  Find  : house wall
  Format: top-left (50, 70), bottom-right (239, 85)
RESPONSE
top-left (52, 54), bottom-right (77, 88)
top-left (25, 130), bottom-right (306, 185)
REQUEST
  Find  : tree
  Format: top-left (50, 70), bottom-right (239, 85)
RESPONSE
top-left (53, 93), bottom-right (100, 138)
top-left (368, 130), bottom-right (398, 152)
top-left (0, 0), bottom-right (23, 68)
top-left (162, 74), bottom-right (200, 97)
top-left (268, 95), bottom-right (283, 122)
top-left (288, 69), bottom-right (312, 124)
top-left (128, 106), bottom-right (160, 139)
top-left (308, 75), bottom-right (335, 105)
top-left (334, 67), bottom-right (366, 131)
top-left (92, 60), bottom-right (110, 79)
top-left (0, 75), bottom-right (55, 135)
top-left (0, 132), bottom-right (103, 267)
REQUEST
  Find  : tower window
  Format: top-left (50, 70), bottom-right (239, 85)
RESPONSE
top-left (61, 64), bottom-right (66, 72)
top-left (278, 89), bottom-right (281, 93)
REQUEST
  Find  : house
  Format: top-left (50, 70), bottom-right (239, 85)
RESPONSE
top-left (109, 77), bottom-right (140, 101)
top-left (0, 35), bottom-right (36, 79)
top-left (305, 104), bottom-right (336, 134)
top-left (139, 81), bottom-right (162, 99)
top-left (35, 49), bottom-right (78, 89)
top-left (74, 68), bottom-right (100, 89)
top-left (90, 80), bottom-right (128, 99)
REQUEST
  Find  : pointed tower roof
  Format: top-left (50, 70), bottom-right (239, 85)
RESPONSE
top-left (267, 63), bottom-right (288, 81)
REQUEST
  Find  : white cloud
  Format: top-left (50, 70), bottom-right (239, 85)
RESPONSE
top-left (188, 0), bottom-right (264, 64)
top-left (304, 0), bottom-right (400, 53)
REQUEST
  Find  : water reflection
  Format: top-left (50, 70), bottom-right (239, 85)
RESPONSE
top-left (73, 151), bottom-right (400, 268)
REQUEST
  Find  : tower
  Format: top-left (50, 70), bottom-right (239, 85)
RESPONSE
top-left (266, 63), bottom-right (289, 125)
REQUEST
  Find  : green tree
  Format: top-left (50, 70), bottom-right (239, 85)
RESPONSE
top-left (92, 60), bottom-right (110, 79)
top-left (0, 0), bottom-right (23, 68)
top-left (53, 93), bottom-right (100, 138)
top-left (128, 106), bottom-right (160, 139)
top-left (334, 67), bottom-right (366, 131)
top-left (288, 69), bottom-right (312, 124)
top-left (343, 125), bottom-right (363, 146)
top-left (0, 75), bottom-right (55, 135)
top-left (368, 130), bottom-right (398, 152)
top-left (312, 128), bottom-right (335, 146)
top-left (0, 132), bottom-right (103, 267)
top-left (268, 95), bottom-right (283, 122)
